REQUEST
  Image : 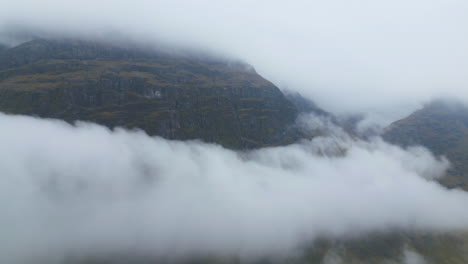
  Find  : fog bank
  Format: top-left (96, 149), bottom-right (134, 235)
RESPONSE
top-left (0, 113), bottom-right (467, 263)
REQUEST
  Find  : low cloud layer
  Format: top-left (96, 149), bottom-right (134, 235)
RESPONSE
top-left (1, 113), bottom-right (467, 263)
top-left (2, 0), bottom-right (468, 118)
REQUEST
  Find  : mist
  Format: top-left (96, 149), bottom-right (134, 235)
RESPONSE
top-left (0, 113), bottom-right (467, 263)
top-left (1, 0), bottom-right (468, 121)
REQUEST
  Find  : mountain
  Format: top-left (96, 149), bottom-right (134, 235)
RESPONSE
top-left (384, 100), bottom-right (468, 189)
top-left (3, 38), bottom-right (468, 264)
top-left (0, 39), bottom-right (298, 148)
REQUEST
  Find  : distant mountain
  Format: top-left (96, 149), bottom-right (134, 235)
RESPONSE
top-left (0, 38), bottom-right (299, 148)
top-left (384, 99), bottom-right (468, 189)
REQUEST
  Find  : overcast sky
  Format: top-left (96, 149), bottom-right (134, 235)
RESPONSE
top-left (1, 0), bottom-right (468, 119)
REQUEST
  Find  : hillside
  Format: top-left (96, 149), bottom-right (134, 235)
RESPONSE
top-left (0, 39), bottom-right (298, 148)
top-left (384, 100), bottom-right (468, 189)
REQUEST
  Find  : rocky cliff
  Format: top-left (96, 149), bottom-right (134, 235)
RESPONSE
top-left (0, 39), bottom-right (298, 148)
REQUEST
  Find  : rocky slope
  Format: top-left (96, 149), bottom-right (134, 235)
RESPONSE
top-left (0, 39), bottom-right (298, 148)
top-left (384, 100), bottom-right (468, 189)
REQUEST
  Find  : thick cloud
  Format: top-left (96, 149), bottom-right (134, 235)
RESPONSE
top-left (2, 0), bottom-right (468, 119)
top-left (0, 113), bottom-right (466, 263)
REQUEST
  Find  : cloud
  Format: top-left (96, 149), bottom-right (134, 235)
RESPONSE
top-left (403, 248), bottom-right (427, 264)
top-left (0, 113), bottom-right (466, 263)
top-left (2, 0), bottom-right (468, 119)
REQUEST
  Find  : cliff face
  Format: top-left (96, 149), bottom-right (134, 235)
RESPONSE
top-left (0, 39), bottom-right (298, 148)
